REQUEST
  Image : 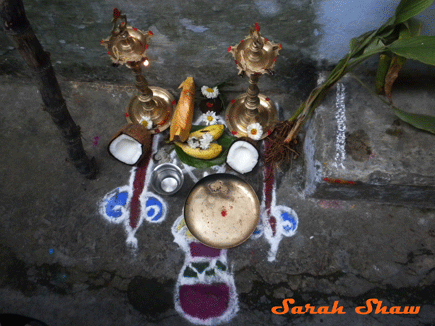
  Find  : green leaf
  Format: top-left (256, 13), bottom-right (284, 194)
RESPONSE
top-left (400, 18), bottom-right (422, 39)
top-left (394, 0), bottom-right (435, 24)
top-left (392, 107), bottom-right (435, 134)
top-left (375, 54), bottom-right (392, 94)
top-left (174, 125), bottom-right (238, 168)
top-left (388, 36), bottom-right (435, 65)
top-left (349, 30), bottom-right (376, 54)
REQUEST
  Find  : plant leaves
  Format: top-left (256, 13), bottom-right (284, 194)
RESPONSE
top-left (394, 0), bottom-right (435, 24)
top-left (400, 18), bottom-right (422, 38)
top-left (375, 54), bottom-right (392, 94)
top-left (388, 36), bottom-right (435, 65)
top-left (174, 125), bottom-right (237, 168)
top-left (349, 30), bottom-right (377, 55)
top-left (392, 107), bottom-right (435, 134)
top-left (384, 55), bottom-right (407, 101)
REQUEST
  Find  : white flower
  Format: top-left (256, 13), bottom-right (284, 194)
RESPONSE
top-left (187, 137), bottom-right (200, 149)
top-left (202, 111), bottom-right (217, 126)
top-left (139, 116), bottom-right (153, 130)
top-left (199, 133), bottom-right (214, 150)
top-left (247, 123), bottom-right (263, 140)
top-left (201, 85), bottom-right (219, 99)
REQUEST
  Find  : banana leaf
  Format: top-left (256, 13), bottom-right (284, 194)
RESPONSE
top-left (174, 125), bottom-right (237, 168)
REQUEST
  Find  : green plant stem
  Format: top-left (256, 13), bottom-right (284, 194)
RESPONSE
top-left (349, 73), bottom-right (392, 107)
top-left (285, 48), bottom-right (385, 143)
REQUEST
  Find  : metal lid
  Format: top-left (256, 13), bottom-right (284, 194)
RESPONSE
top-left (184, 174), bottom-right (260, 249)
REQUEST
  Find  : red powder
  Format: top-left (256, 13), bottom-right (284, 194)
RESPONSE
top-left (221, 209), bottom-right (227, 217)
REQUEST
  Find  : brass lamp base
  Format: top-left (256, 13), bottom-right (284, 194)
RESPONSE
top-left (126, 86), bottom-right (175, 134)
top-left (225, 93), bottom-right (277, 139)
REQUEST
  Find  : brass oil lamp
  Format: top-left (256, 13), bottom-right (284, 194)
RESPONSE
top-left (226, 23), bottom-right (282, 139)
top-left (101, 8), bottom-right (174, 133)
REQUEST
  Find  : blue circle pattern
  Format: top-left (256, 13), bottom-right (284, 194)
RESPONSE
top-left (145, 197), bottom-right (163, 222)
top-left (281, 211), bottom-right (297, 234)
top-left (105, 189), bottom-right (129, 219)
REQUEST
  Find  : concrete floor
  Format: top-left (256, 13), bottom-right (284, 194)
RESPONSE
top-left (1, 74), bottom-right (435, 326)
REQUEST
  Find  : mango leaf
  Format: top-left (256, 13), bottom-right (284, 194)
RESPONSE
top-left (388, 36), bottom-right (435, 65)
top-left (174, 125), bottom-right (238, 168)
top-left (393, 107), bottom-right (435, 134)
top-left (394, 0), bottom-right (435, 24)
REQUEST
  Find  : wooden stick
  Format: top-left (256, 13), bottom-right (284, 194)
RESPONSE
top-left (0, 0), bottom-right (97, 179)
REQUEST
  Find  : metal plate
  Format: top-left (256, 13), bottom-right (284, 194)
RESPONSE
top-left (184, 174), bottom-right (260, 249)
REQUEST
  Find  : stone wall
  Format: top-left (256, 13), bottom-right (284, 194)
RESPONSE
top-left (1, 0), bottom-right (434, 90)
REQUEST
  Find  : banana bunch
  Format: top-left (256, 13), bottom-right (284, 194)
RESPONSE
top-left (175, 125), bottom-right (224, 160)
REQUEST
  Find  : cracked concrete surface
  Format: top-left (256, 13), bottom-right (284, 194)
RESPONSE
top-left (1, 0), bottom-right (435, 324)
top-left (0, 77), bottom-right (435, 325)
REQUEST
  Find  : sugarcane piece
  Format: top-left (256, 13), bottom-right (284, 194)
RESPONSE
top-left (170, 77), bottom-right (195, 142)
top-left (0, 0), bottom-right (97, 179)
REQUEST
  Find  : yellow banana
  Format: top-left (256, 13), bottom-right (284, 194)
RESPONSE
top-left (175, 142), bottom-right (222, 160)
top-left (189, 124), bottom-right (224, 141)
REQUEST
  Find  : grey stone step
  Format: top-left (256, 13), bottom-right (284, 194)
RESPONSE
top-left (304, 72), bottom-right (435, 207)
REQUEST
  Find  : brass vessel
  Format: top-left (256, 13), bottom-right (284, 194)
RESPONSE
top-left (184, 174), bottom-right (260, 249)
top-left (226, 23), bottom-right (282, 139)
top-left (101, 9), bottom-right (174, 133)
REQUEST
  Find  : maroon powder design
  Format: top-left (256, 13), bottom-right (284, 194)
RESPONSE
top-left (129, 136), bottom-right (153, 229)
top-left (179, 283), bottom-right (230, 319)
top-left (190, 242), bottom-right (221, 258)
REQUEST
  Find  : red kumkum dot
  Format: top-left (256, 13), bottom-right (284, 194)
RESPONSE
top-left (228, 46), bottom-right (232, 52)
top-left (264, 38), bottom-right (269, 42)
top-left (124, 112), bottom-right (129, 117)
top-left (221, 209), bottom-right (227, 217)
top-left (172, 100), bottom-right (176, 105)
top-left (133, 27), bottom-right (138, 31)
top-left (230, 99), bottom-right (236, 104)
top-left (231, 131), bottom-right (237, 135)
top-left (206, 102), bottom-right (213, 108)
top-left (266, 97), bottom-right (270, 101)
top-left (148, 30), bottom-right (153, 35)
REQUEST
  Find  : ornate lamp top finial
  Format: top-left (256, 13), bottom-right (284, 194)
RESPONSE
top-left (228, 23), bottom-right (282, 77)
top-left (101, 8), bottom-right (153, 67)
